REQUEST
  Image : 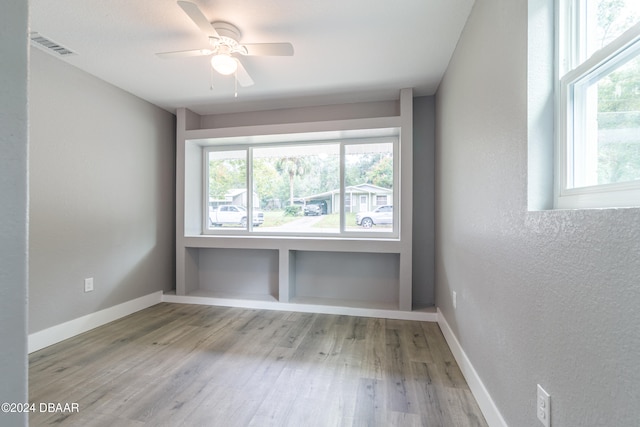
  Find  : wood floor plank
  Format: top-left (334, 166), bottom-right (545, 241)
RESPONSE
top-left (384, 326), bottom-right (418, 414)
top-left (410, 361), bottom-right (448, 426)
top-left (29, 303), bottom-right (488, 427)
top-left (352, 377), bottom-right (384, 427)
top-left (362, 317), bottom-right (386, 380)
top-left (402, 319), bottom-right (435, 363)
top-left (275, 312), bottom-right (316, 349)
top-left (421, 321), bottom-right (457, 364)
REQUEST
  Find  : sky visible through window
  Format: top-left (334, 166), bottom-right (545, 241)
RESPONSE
top-left (585, 0), bottom-right (640, 58)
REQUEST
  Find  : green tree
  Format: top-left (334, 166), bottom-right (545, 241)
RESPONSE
top-left (253, 159), bottom-right (282, 207)
top-left (209, 159), bottom-right (245, 199)
top-left (595, 0), bottom-right (640, 183)
top-left (297, 154), bottom-right (339, 196)
top-left (276, 156), bottom-right (307, 205)
top-left (366, 155), bottom-right (393, 188)
top-left (598, 60), bottom-right (640, 115)
top-left (597, 0), bottom-right (628, 47)
top-left (345, 153), bottom-right (383, 186)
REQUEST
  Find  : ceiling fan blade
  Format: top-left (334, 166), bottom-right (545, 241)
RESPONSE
top-left (235, 59), bottom-right (254, 87)
top-left (241, 42), bottom-right (294, 56)
top-left (177, 1), bottom-right (220, 39)
top-left (156, 48), bottom-right (213, 59)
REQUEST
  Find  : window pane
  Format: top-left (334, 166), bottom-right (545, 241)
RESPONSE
top-left (345, 143), bottom-right (394, 232)
top-left (584, 0), bottom-right (640, 59)
top-left (207, 150), bottom-right (248, 230)
top-left (252, 144), bottom-right (339, 234)
top-left (572, 48), bottom-right (640, 187)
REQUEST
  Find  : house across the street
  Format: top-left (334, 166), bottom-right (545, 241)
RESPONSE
top-left (304, 183), bottom-right (392, 214)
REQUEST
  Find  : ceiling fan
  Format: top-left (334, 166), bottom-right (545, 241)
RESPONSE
top-left (157, 1), bottom-right (294, 87)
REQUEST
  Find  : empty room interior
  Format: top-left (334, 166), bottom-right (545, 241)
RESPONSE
top-left (2, 0), bottom-right (639, 426)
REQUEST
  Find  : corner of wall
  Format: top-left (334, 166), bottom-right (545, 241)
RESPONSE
top-left (0, 0), bottom-right (29, 422)
top-left (437, 309), bottom-right (508, 427)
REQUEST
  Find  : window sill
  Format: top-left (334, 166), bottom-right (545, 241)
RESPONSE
top-left (556, 181), bottom-right (640, 209)
top-left (181, 234), bottom-right (403, 253)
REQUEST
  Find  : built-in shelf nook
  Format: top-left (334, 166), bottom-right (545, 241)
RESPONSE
top-left (170, 89), bottom-right (432, 319)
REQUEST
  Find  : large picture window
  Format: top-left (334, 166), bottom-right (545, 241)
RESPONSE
top-left (204, 137), bottom-right (397, 237)
top-left (558, 0), bottom-right (640, 208)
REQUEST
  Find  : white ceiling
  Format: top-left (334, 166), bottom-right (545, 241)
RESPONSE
top-left (29, 0), bottom-right (475, 115)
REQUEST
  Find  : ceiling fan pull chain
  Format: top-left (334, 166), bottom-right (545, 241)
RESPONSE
top-left (209, 66), bottom-right (215, 91)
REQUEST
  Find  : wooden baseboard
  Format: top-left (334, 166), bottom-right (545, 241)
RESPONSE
top-left (437, 308), bottom-right (508, 427)
top-left (28, 291), bottom-right (163, 353)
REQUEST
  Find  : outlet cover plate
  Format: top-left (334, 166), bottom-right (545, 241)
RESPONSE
top-left (84, 277), bottom-right (94, 293)
top-left (537, 384), bottom-right (550, 427)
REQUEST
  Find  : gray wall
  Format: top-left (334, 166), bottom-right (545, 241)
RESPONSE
top-left (29, 48), bottom-right (176, 333)
top-left (413, 96), bottom-right (436, 307)
top-left (0, 0), bottom-right (28, 425)
top-left (436, 1), bottom-right (640, 426)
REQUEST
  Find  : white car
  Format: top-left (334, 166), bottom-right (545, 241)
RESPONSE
top-left (355, 205), bottom-right (393, 228)
top-left (209, 205), bottom-right (264, 227)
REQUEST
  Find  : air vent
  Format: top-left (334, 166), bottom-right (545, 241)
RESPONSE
top-left (30, 32), bottom-right (76, 57)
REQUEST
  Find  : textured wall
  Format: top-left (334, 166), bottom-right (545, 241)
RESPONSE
top-left (0, 0), bottom-right (28, 424)
top-left (436, 0), bottom-right (640, 426)
top-left (29, 49), bottom-right (176, 333)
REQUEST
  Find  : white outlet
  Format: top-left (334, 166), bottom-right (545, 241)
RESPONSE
top-left (537, 384), bottom-right (550, 427)
top-left (84, 277), bottom-right (94, 293)
top-left (452, 291), bottom-right (457, 309)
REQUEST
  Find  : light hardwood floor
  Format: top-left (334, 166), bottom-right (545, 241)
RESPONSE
top-left (29, 303), bottom-right (488, 426)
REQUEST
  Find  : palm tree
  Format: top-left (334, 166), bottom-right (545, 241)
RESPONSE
top-left (276, 156), bottom-right (306, 205)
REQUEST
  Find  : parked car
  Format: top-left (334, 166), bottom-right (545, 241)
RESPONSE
top-left (355, 205), bottom-right (393, 228)
top-left (303, 203), bottom-right (322, 216)
top-left (306, 199), bottom-right (327, 215)
top-left (209, 205), bottom-right (264, 227)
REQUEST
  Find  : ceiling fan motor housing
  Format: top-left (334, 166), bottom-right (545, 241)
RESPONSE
top-left (209, 22), bottom-right (248, 55)
top-left (212, 22), bottom-right (241, 43)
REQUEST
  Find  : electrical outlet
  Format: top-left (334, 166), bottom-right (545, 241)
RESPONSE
top-left (452, 291), bottom-right (457, 309)
top-left (537, 384), bottom-right (550, 427)
top-left (84, 277), bottom-right (94, 293)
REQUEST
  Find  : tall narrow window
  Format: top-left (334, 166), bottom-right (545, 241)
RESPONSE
top-left (206, 149), bottom-right (248, 230)
top-left (558, 0), bottom-right (640, 208)
top-left (345, 142), bottom-right (394, 232)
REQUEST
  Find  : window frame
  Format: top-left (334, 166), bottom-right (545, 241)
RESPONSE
top-left (556, 0), bottom-right (640, 209)
top-left (201, 136), bottom-right (399, 239)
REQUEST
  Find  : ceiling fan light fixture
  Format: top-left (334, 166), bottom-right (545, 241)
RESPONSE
top-left (211, 53), bottom-right (237, 75)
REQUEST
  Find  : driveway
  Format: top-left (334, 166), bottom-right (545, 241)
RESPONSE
top-left (262, 214), bottom-right (326, 232)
